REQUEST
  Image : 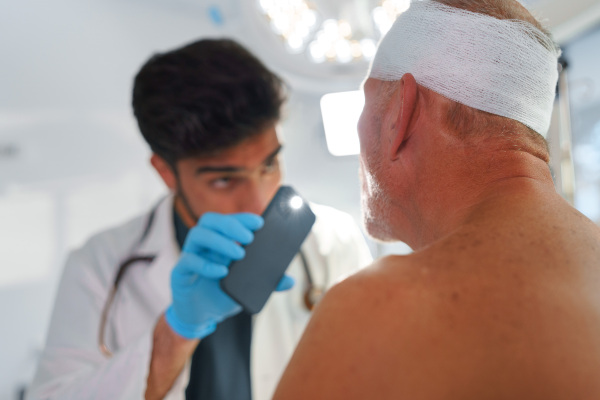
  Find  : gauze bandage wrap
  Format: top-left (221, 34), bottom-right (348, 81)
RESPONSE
top-left (368, 0), bottom-right (561, 136)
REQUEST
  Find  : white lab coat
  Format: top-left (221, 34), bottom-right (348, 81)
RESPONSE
top-left (27, 195), bottom-right (372, 400)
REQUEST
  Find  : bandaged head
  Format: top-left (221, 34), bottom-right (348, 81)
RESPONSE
top-left (368, 0), bottom-right (561, 136)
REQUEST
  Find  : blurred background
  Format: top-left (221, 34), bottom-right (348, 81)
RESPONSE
top-left (1, 0), bottom-right (599, 398)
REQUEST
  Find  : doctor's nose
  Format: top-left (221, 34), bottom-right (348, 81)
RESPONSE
top-left (238, 181), bottom-right (278, 216)
top-left (240, 190), bottom-right (269, 216)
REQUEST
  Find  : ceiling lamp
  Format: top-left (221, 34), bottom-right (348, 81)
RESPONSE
top-left (372, 0), bottom-right (411, 36)
top-left (257, 0), bottom-right (410, 64)
top-left (258, 0), bottom-right (319, 54)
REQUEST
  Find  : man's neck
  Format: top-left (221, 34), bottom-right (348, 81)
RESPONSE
top-left (403, 151), bottom-right (556, 250)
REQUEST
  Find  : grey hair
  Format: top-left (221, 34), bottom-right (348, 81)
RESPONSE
top-left (372, 0), bottom-right (553, 162)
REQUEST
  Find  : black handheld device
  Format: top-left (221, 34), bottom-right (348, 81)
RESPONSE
top-left (221, 185), bottom-right (316, 314)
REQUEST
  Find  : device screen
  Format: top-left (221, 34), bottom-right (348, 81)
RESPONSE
top-left (220, 185), bottom-right (316, 314)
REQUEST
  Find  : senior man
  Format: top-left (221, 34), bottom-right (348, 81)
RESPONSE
top-left (274, 0), bottom-right (600, 399)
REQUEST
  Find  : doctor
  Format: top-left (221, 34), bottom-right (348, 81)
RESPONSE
top-left (28, 38), bottom-right (372, 400)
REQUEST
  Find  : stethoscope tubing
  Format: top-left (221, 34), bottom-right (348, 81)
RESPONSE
top-left (98, 202), bottom-right (159, 357)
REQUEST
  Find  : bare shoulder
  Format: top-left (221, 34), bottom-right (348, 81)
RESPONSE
top-left (275, 224), bottom-right (600, 399)
top-left (273, 255), bottom-right (433, 400)
top-left (303, 255), bottom-right (422, 333)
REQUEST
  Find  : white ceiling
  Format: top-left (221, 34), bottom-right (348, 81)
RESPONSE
top-left (226, 0), bottom-right (600, 94)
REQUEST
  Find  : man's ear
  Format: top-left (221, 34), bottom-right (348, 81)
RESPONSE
top-left (387, 73), bottom-right (418, 161)
top-left (150, 154), bottom-right (177, 191)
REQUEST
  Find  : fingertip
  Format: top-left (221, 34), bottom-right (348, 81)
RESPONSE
top-left (275, 274), bottom-right (295, 292)
top-left (254, 215), bottom-right (265, 229)
top-left (226, 243), bottom-right (245, 261)
top-left (237, 230), bottom-right (254, 246)
top-left (233, 213), bottom-right (264, 231)
top-left (203, 263), bottom-right (229, 279)
top-left (233, 246), bottom-right (246, 260)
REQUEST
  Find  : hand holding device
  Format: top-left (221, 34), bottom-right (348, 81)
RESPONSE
top-left (165, 212), bottom-right (295, 339)
top-left (221, 186), bottom-right (315, 314)
top-left (165, 212), bottom-right (263, 339)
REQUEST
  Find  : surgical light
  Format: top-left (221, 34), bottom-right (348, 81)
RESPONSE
top-left (374, 0), bottom-right (411, 35)
top-left (309, 40), bottom-right (327, 63)
top-left (360, 39), bottom-right (377, 60)
top-left (287, 35), bottom-right (305, 52)
top-left (259, 0), bottom-right (318, 53)
top-left (256, 0), bottom-right (411, 64)
top-left (335, 39), bottom-right (352, 63)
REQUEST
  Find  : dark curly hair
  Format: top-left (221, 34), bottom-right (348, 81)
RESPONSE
top-left (132, 38), bottom-right (286, 165)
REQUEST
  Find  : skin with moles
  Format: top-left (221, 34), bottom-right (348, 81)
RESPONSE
top-left (145, 126), bottom-right (283, 400)
top-left (273, 75), bottom-right (600, 399)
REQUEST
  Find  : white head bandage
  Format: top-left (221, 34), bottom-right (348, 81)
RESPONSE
top-left (368, 0), bottom-right (561, 136)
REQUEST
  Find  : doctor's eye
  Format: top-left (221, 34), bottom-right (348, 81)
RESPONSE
top-left (210, 176), bottom-right (237, 189)
top-left (263, 157), bottom-right (280, 173)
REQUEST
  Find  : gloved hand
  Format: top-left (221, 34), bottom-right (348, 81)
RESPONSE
top-left (165, 212), bottom-right (295, 339)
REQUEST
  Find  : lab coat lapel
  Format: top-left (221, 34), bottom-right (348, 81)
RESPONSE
top-left (111, 195), bottom-right (179, 349)
top-left (138, 195), bottom-right (180, 308)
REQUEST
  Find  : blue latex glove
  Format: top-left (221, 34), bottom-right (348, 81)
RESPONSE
top-left (165, 212), bottom-right (295, 339)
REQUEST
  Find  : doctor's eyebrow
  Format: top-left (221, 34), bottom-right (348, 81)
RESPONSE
top-left (263, 145), bottom-right (283, 164)
top-left (194, 145), bottom-right (283, 175)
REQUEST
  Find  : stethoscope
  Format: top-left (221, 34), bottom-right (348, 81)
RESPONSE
top-left (98, 205), bottom-right (325, 357)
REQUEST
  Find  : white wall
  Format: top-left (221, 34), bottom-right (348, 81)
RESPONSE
top-left (0, 1), bottom-right (223, 398)
top-left (564, 26), bottom-right (600, 223)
